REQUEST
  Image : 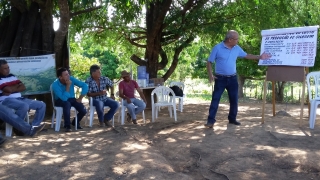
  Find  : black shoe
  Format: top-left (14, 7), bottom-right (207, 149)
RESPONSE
top-left (30, 123), bottom-right (46, 137)
top-left (71, 119), bottom-right (83, 129)
top-left (126, 113), bottom-right (132, 123)
top-left (104, 119), bottom-right (112, 127)
top-left (132, 120), bottom-right (137, 124)
top-left (229, 120), bottom-right (241, 125)
top-left (65, 128), bottom-right (72, 132)
top-left (204, 124), bottom-right (213, 128)
top-left (0, 138), bottom-right (7, 147)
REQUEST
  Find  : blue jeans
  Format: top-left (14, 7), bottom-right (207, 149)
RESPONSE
top-left (55, 98), bottom-right (87, 128)
top-left (93, 98), bottom-right (119, 122)
top-left (207, 75), bottom-right (238, 125)
top-left (2, 97), bottom-right (46, 126)
top-left (123, 98), bottom-right (146, 120)
top-left (0, 103), bottom-right (32, 136)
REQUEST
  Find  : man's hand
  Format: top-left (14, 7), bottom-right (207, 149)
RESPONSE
top-left (260, 52), bottom-right (272, 60)
top-left (126, 97), bottom-right (132, 104)
top-left (110, 94), bottom-right (115, 100)
top-left (100, 90), bottom-right (107, 95)
top-left (65, 79), bottom-right (72, 86)
top-left (209, 74), bottom-right (217, 84)
top-left (76, 97), bottom-right (83, 103)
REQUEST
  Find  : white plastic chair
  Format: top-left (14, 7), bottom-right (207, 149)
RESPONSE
top-left (6, 110), bottom-right (29, 137)
top-left (50, 84), bottom-right (78, 131)
top-left (86, 97), bottom-right (115, 127)
top-left (116, 91), bottom-right (145, 125)
top-left (306, 72), bottom-right (320, 129)
top-left (169, 81), bottom-right (185, 112)
top-left (151, 86), bottom-right (177, 122)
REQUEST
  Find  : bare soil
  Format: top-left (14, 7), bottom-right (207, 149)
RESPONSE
top-left (1, 99), bottom-right (320, 180)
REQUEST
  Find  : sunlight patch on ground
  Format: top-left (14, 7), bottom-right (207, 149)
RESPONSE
top-left (121, 142), bottom-right (148, 151)
top-left (165, 137), bottom-right (176, 142)
top-left (129, 164), bottom-right (143, 173)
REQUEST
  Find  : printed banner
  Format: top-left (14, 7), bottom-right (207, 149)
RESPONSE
top-left (258, 26), bottom-right (319, 67)
top-left (3, 54), bottom-right (56, 95)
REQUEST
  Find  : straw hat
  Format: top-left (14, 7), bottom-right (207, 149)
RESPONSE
top-left (120, 70), bottom-right (130, 78)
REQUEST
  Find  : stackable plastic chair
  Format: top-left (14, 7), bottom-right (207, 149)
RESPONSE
top-left (151, 86), bottom-right (177, 122)
top-left (50, 84), bottom-right (78, 131)
top-left (169, 81), bottom-right (186, 112)
top-left (307, 72), bottom-right (320, 129)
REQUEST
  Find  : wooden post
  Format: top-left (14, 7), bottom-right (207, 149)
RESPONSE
top-left (262, 73), bottom-right (268, 124)
top-left (300, 76), bottom-right (306, 127)
top-left (272, 81), bottom-right (276, 116)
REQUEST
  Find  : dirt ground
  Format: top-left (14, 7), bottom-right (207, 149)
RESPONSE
top-left (1, 98), bottom-right (320, 180)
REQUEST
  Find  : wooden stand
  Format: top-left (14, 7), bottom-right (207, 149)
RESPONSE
top-left (140, 86), bottom-right (156, 109)
top-left (261, 66), bottom-right (306, 127)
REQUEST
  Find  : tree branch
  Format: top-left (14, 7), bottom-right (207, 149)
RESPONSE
top-left (9, 0), bottom-right (27, 12)
top-left (130, 54), bottom-right (147, 66)
top-left (70, 6), bottom-right (102, 18)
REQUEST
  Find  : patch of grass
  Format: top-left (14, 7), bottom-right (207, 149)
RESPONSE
top-left (187, 91), bottom-right (231, 102)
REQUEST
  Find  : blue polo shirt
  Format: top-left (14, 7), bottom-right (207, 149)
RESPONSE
top-left (208, 42), bottom-right (247, 75)
top-left (52, 76), bottom-right (88, 101)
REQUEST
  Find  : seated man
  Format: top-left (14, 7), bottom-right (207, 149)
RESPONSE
top-left (119, 70), bottom-right (146, 124)
top-left (0, 103), bottom-right (45, 137)
top-left (86, 65), bottom-right (119, 127)
top-left (0, 60), bottom-right (46, 127)
top-left (52, 67), bottom-right (88, 132)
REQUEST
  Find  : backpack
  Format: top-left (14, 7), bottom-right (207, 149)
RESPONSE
top-left (169, 85), bottom-right (183, 97)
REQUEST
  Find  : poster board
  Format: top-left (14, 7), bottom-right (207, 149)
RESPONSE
top-left (259, 26), bottom-right (318, 66)
top-left (3, 54), bottom-right (56, 95)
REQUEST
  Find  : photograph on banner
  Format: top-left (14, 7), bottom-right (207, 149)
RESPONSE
top-left (258, 25), bottom-right (319, 67)
top-left (4, 54), bottom-right (56, 95)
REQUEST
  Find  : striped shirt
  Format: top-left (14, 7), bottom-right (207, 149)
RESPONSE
top-left (0, 74), bottom-right (22, 101)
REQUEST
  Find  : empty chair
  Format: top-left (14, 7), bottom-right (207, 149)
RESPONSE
top-left (306, 72), bottom-right (320, 129)
top-left (86, 97), bottom-right (115, 127)
top-left (50, 84), bottom-right (78, 131)
top-left (169, 81), bottom-right (185, 112)
top-left (151, 86), bottom-right (177, 122)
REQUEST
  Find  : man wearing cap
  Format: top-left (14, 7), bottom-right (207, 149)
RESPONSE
top-left (86, 65), bottom-right (119, 127)
top-left (119, 70), bottom-right (146, 124)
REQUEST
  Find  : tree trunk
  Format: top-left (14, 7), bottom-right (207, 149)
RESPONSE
top-left (0, 7), bottom-right (20, 57)
top-left (10, 11), bottom-right (27, 57)
top-left (54, 0), bottom-right (70, 68)
top-left (238, 75), bottom-right (246, 98)
top-left (39, 0), bottom-right (54, 55)
top-left (275, 81), bottom-right (286, 102)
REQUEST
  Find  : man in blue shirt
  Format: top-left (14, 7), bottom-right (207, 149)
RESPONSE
top-left (205, 30), bottom-right (271, 128)
top-left (52, 67), bottom-right (88, 132)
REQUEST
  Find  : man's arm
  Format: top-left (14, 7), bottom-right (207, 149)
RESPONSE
top-left (207, 61), bottom-right (215, 84)
top-left (52, 82), bottom-right (71, 101)
top-left (119, 88), bottom-right (131, 104)
top-left (72, 76), bottom-right (88, 102)
top-left (245, 52), bottom-right (271, 60)
top-left (2, 83), bottom-right (26, 94)
top-left (136, 88), bottom-right (147, 104)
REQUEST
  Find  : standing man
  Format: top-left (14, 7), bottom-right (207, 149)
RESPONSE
top-left (204, 30), bottom-right (271, 128)
top-left (86, 65), bottom-right (119, 127)
top-left (52, 67), bottom-right (88, 132)
top-left (119, 70), bottom-right (146, 124)
top-left (0, 60), bottom-right (46, 127)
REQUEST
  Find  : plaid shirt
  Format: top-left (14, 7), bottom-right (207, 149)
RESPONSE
top-left (85, 76), bottom-right (113, 101)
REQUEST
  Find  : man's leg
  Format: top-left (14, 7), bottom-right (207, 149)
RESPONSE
top-left (206, 77), bottom-right (227, 126)
top-left (132, 98), bottom-right (146, 115)
top-left (2, 98), bottom-right (29, 120)
top-left (122, 99), bottom-right (136, 120)
top-left (0, 104), bottom-right (32, 135)
top-left (103, 98), bottom-right (120, 121)
top-left (55, 99), bottom-right (72, 129)
top-left (226, 76), bottom-right (239, 123)
top-left (0, 132), bottom-right (7, 147)
top-left (20, 98), bottom-right (46, 126)
top-left (93, 99), bottom-right (104, 122)
top-left (69, 99), bottom-right (87, 125)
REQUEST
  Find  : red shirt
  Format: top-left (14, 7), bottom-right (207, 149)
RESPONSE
top-left (119, 80), bottom-right (139, 98)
